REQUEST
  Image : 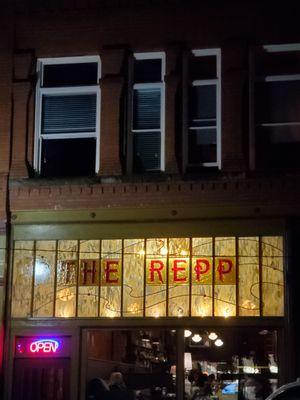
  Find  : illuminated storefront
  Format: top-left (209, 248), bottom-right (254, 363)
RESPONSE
top-left (7, 231), bottom-right (286, 400)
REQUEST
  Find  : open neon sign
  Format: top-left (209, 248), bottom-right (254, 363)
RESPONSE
top-left (29, 339), bottom-right (60, 354)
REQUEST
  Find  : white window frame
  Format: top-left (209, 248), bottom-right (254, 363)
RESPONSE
top-left (187, 48), bottom-right (221, 169)
top-left (257, 44), bottom-right (300, 131)
top-left (132, 52), bottom-right (166, 172)
top-left (34, 56), bottom-right (101, 174)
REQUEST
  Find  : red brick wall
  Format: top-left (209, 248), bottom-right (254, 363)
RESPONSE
top-left (7, 1), bottom-right (300, 181)
top-left (2, 0), bottom-right (300, 216)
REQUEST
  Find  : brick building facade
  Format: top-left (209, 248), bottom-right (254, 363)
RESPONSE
top-left (1, 1), bottom-right (300, 399)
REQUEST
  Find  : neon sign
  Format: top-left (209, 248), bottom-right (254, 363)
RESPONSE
top-left (29, 339), bottom-right (60, 354)
top-left (15, 336), bottom-right (70, 358)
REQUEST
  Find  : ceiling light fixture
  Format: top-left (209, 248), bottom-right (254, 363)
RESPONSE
top-left (192, 334), bottom-right (202, 343)
top-left (214, 339), bottom-right (224, 347)
top-left (208, 332), bottom-right (218, 341)
top-left (184, 330), bottom-right (192, 338)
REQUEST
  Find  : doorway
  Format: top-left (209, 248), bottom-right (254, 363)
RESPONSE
top-left (12, 358), bottom-right (70, 400)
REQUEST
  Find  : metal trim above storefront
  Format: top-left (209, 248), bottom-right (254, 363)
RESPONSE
top-left (11, 218), bottom-right (286, 241)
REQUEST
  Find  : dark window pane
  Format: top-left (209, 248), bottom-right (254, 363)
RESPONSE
top-left (255, 81), bottom-right (300, 124)
top-left (189, 85), bottom-right (216, 126)
top-left (188, 128), bottom-right (217, 164)
top-left (190, 55), bottom-right (217, 80)
top-left (42, 94), bottom-right (97, 135)
top-left (133, 131), bottom-right (161, 172)
top-left (41, 138), bottom-right (96, 177)
top-left (134, 59), bottom-right (162, 83)
top-left (133, 88), bottom-right (161, 130)
top-left (43, 62), bottom-right (98, 87)
top-left (256, 126), bottom-right (300, 169)
top-left (273, 386), bottom-right (300, 400)
top-left (256, 50), bottom-right (300, 76)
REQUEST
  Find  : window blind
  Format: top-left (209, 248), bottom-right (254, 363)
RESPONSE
top-left (41, 94), bottom-right (97, 135)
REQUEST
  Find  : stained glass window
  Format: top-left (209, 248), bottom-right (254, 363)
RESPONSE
top-left (11, 236), bottom-right (285, 318)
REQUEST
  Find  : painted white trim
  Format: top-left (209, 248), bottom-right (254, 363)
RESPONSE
top-left (192, 79), bottom-right (218, 86)
top-left (132, 129), bottom-right (161, 133)
top-left (192, 48), bottom-right (220, 58)
top-left (95, 87), bottom-right (101, 174)
top-left (40, 86), bottom-right (100, 95)
top-left (34, 56), bottom-right (101, 174)
top-left (41, 133), bottom-right (98, 140)
top-left (216, 49), bottom-right (222, 169)
top-left (39, 55), bottom-right (101, 64)
top-left (263, 43), bottom-right (300, 53)
top-left (133, 82), bottom-right (163, 90)
top-left (187, 48), bottom-right (221, 169)
top-left (189, 126), bottom-right (216, 131)
top-left (133, 51), bottom-right (166, 80)
top-left (264, 74), bottom-right (300, 82)
top-left (34, 67), bottom-right (42, 172)
top-left (132, 52), bottom-right (166, 171)
top-left (38, 55), bottom-right (101, 84)
top-left (260, 122), bottom-right (300, 127)
top-left (160, 81), bottom-right (165, 171)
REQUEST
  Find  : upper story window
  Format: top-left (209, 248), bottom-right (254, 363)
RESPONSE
top-left (127, 52), bottom-right (165, 173)
top-left (253, 44), bottom-right (300, 169)
top-left (34, 56), bottom-right (101, 177)
top-left (183, 49), bottom-right (221, 171)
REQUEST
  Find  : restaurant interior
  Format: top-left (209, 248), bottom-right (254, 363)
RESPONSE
top-left (85, 327), bottom-right (279, 400)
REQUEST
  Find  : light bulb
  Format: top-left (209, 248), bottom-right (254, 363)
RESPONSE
top-left (208, 332), bottom-right (218, 341)
top-left (223, 308), bottom-right (230, 318)
top-left (215, 339), bottom-right (224, 347)
top-left (177, 307), bottom-right (183, 317)
top-left (184, 330), bottom-right (192, 338)
top-left (192, 334), bottom-right (202, 343)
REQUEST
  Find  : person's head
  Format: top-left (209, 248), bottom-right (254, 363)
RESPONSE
top-left (196, 362), bottom-right (202, 372)
top-left (110, 372), bottom-right (124, 387)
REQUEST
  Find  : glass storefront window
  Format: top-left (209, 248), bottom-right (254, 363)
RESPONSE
top-left (84, 327), bottom-right (279, 400)
top-left (11, 236), bottom-right (285, 318)
top-left (184, 327), bottom-right (279, 400)
top-left (85, 329), bottom-right (177, 400)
